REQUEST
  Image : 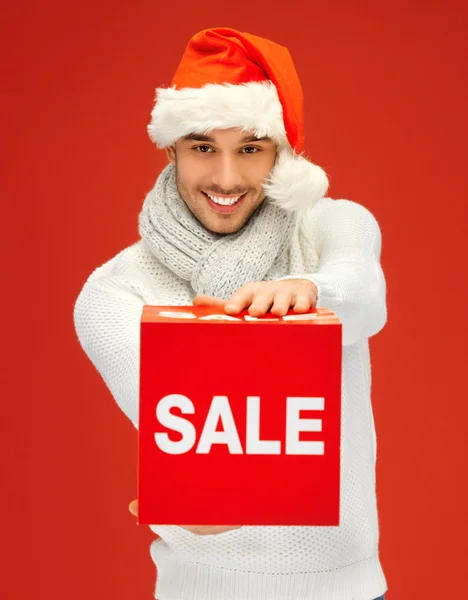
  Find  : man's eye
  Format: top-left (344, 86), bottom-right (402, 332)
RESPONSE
top-left (195, 145), bottom-right (213, 153)
top-left (242, 147), bottom-right (258, 154)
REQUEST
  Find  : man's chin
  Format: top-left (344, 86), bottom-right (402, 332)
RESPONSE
top-left (205, 221), bottom-right (246, 236)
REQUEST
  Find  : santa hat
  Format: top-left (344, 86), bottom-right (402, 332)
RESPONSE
top-left (147, 27), bottom-right (329, 212)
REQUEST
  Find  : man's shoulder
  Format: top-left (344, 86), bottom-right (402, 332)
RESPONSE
top-left (299, 196), bottom-right (381, 237)
top-left (83, 240), bottom-right (155, 286)
top-left (301, 196), bottom-right (379, 221)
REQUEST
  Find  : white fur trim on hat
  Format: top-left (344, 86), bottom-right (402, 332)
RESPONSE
top-left (262, 146), bottom-right (330, 212)
top-left (147, 80), bottom-right (288, 147)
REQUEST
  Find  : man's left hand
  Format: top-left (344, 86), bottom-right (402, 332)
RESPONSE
top-left (129, 500), bottom-right (242, 535)
top-left (193, 279), bottom-right (318, 317)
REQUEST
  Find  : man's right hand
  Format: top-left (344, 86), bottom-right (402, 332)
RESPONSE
top-left (128, 499), bottom-right (242, 536)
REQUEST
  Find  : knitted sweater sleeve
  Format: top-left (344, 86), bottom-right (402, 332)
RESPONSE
top-left (73, 274), bottom-right (144, 428)
top-left (279, 199), bottom-right (387, 347)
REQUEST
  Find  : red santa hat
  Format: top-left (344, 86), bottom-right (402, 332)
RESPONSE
top-left (147, 27), bottom-right (329, 211)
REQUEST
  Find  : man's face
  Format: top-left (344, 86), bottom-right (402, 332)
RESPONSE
top-left (165, 128), bottom-right (277, 235)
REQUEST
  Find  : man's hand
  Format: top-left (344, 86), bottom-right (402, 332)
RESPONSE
top-left (128, 500), bottom-right (242, 536)
top-left (193, 279), bottom-right (318, 317)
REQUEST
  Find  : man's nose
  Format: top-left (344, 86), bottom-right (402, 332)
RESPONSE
top-left (210, 154), bottom-right (243, 193)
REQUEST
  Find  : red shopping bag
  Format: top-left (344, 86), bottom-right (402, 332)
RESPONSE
top-left (138, 305), bottom-right (342, 526)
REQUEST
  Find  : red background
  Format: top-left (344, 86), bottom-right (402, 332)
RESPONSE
top-left (2, 1), bottom-right (467, 598)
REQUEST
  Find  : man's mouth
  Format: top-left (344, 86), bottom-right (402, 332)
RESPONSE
top-left (202, 191), bottom-right (247, 214)
top-left (205, 192), bottom-right (244, 206)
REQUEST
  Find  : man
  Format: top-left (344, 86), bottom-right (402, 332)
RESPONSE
top-left (73, 27), bottom-right (388, 600)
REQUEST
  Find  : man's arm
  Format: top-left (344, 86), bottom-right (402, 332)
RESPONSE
top-left (74, 276), bottom-right (243, 535)
top-left (73, 275), bottom-right (144, 428)
top-left (278, 199), bottom-right (387, 347)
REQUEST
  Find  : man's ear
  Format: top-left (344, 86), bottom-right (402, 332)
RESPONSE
top-left (165, 145), bottom-right (176, 165)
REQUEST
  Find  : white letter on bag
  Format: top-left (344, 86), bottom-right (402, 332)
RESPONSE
top-left (196, 396), bottom-right (243, 454)
top-left (286, 397), bottom-right (325, 455)
top-left (246, 396), bottom-right (281, 454)
top-left (155, 394), bottom-right (196, 455)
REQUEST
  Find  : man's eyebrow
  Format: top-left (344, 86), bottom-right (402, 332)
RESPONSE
top-left (242, 135), bottom-right (271, 143)
top-left (181, 133), bottom-right (272, 143)
top-left (240, 134), bottom-right (272, 143)
top-left (182, 133), bottom-right (215, 142)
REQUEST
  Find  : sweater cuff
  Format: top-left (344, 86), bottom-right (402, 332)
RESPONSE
top-left (276, 273), bottom-right (386, 346)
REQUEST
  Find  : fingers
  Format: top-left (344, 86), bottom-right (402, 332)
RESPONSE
top-left (246, 289), bottom-right (276, 317)
top-left (270, 290), bottom-right (295, 317)
top-left (225, 286), bottom-right (255, 315)
top-left (128, 499), bottom-right (138, 516)
top-left (292, 292), bottom-right (314, 313)
top-left (193, 295), bottom-right (227, 307)
top-left (226, 285), bottom-right (309, 317)
top-left (272, 282), bottom-right (316, 315)
top-left (181, 525), bottom-right (242, 535)
top-left (270, 291), bottom-right (312, 316)
top-left (195, 281), bottom-right (317, 317)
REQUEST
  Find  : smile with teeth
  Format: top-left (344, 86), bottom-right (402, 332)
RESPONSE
top-left (205, 192), bottom-right (244, 206)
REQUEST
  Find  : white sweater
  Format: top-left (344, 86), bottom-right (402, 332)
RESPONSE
top-left (73, 196), bottom-right (389, 600)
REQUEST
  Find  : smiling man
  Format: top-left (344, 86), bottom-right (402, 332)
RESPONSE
top-left (73, 27), bottom-right (388, 600)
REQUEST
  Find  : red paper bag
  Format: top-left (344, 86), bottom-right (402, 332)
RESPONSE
top-left (138, 305), bottom-right (342, 526)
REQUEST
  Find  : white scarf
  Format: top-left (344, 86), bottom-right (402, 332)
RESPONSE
top-left (138, 164), bottom-right (297, 299)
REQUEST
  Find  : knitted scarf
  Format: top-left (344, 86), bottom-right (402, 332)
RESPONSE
top-left (138, 163), bottom-right (297, 299)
